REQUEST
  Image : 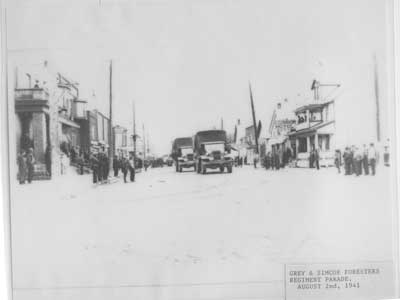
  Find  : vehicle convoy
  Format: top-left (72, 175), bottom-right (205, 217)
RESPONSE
top-left (171, 137), bottom-right (195, 172)
top-left (194, 130), bottom-right (234, 174)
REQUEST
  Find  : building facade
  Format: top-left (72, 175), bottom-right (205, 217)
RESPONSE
top-left (288, 100), bottom-right (335, 167)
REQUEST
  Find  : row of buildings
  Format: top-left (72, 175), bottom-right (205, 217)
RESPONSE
top-left (234, 79), bottom-right (385, 168)
top-left (13, 63), bottom-right (142, 180)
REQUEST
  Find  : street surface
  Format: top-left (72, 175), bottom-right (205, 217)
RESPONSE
top-left (11, 165), bottom-right (395, 300)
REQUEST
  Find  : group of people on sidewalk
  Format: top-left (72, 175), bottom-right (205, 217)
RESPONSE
top-left (262, 147), bottom-right (293, 170)
top-left (335, 143), bottom-right (382, 176)
top-left (112, 155), bottom-right (136, 183)
top-left (89, 151), bottom-right (137, 185)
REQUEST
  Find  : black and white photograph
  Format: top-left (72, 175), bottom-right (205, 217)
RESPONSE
top-left (1, 0), bottom-right (400, 299)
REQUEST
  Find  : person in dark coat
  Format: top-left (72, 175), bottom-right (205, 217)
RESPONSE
top-left (354, 147), bottom-right (363, 176)
top-left (113, 155), bottom-right (120, 177)
top-left (314, 147), bottom-right (320, 170)
top-left (129, 155), bottom-right (135, 182)
top-left (309, 148), bottom-right (315, 168)
top-left (350, 145), bottom-right (356, 175)
top-left (362, 144), bottom-right (369, 175)
top-left (274, 151), bottom-right (280, 170)
top-left (26, 148), bottom-right (35, 183)
top-left (17, 150), bottom-right (27, 184)
top-left (343, 147), bottom-right (352, 175)
top-left (90, 153), bottom-right (99, 184)
top-left (102, 153), bottom-right (109, 183)
top-left (334, 149), bottom-right (341, 173)
top-left (121, 157), bottom-right (129, 183)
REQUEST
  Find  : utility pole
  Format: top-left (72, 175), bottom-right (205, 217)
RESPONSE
top-left (221, 118), bottom-right (224, 130)
top-left (132, 100), bottom-right (137, 163)
top-left (373, 54), bottom-right (381, 142)
top-left (142, 123), bottom-right (146, 162)
top-left (249, 82), bottom-right (259, 154)
top-left (109, 60), bottom-right (114, 170)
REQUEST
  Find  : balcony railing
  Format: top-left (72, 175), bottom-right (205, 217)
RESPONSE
top-left (15, 88), bottom-right (49, 101)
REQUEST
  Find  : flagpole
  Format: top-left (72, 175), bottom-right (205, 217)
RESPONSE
top-left (249, 82), bottom-right (259, 154)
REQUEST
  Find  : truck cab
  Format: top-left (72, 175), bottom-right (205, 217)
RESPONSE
top-left (194, 130), bottom-right (234, 174)
top-left (171, 137), bottom-right (195, 172)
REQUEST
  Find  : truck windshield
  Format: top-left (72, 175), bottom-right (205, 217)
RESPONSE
top-left (181, 148), bottom-right (193, 156)
top-left (204, 143), bottom-right (225, 153)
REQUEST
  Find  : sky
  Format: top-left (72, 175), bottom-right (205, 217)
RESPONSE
top-left (6, 0), bottom-right (394, 155)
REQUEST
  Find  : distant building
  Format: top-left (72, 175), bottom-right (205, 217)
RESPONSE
top-left (113, 125), bottom-right (128, 157)
top-left (78, 109), bottom-right (110, 154)
top-left (265, 101), bottom-right (296, 158)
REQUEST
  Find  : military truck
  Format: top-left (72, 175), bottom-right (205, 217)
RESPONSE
top-left (171, 137), bottom-right (195, 172)
top-left (194, 130), bottom-right (234, 174)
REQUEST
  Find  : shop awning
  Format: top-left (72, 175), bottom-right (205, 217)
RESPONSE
top-left (59, 117), bottom-right (80, 129)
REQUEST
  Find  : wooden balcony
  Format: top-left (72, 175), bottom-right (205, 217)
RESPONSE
top-left (15, 88), bottom-right (50, 113)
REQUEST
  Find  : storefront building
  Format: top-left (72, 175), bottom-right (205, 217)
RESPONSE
top-left (288, 100), bottom-right (335, 167)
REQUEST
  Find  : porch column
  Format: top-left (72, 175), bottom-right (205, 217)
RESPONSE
top-left (315, 133), bottom-right (318, 150)
top-left (295, 138), bottom-right (299, 159)
top-left (307, 136), bottom-right (311, 152)
top-left (31, 112), bottom-right (47, 163)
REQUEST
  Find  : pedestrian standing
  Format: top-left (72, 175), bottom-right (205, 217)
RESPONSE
top-left (278, 147), bottom-right (284, 169)
top-left (121, 157), bottom-right (129, 183)
top-left (90, 152), bottom-right (99, 184)
top-left (102, 154), bottom-right (109, 183)
top-left (362, 144), bottom-right (369, 175)
top-left (343, 147), bottom-right (352, 175)
top-left (334, 149), bottom-right (341, 173)
top-left (129, 155), bottom-right (135, 182)
top-left (17, 150), bottom-right (27, 184)
top-left (350, 146), bottom-right (356, 175)
top-left (354, 147), bottom-right (363, 176)
top-left (314, 147), bottom-right (320, 170)
top-left (97, 152), bottom-right (104, 183)
top-left (309, 148), bottom-right (315, 168)
top-left (113, 155), bottom-right (120, 177)
top-left (383, 146), bottom-right (390, 167)
top-left (26, 148), bottom-right (35, 183)
top-left (368, 143), bottom-right (378, 176)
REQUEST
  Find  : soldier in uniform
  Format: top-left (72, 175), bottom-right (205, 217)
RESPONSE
top-left (90, 152), bottom-right (99, 184)
top-left (362, 144), bottom-right (369, 175)
top-left (121, 157), bottom-right (129, 183)
top-left (343, 147), bottom-right (352, 175)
